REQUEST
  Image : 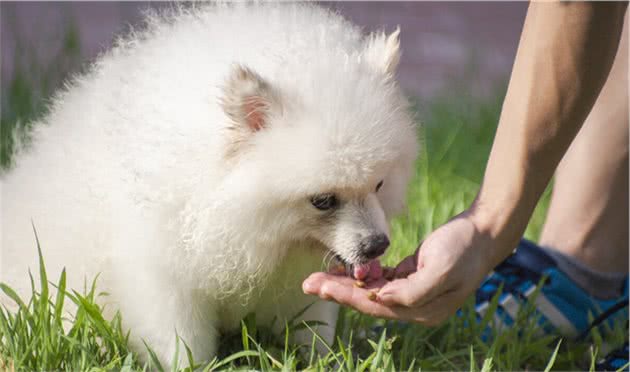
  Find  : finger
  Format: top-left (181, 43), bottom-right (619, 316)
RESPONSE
top-left (303, 272), bottom-right (416, 320)
top-left (377, 267), bottom-right (442, 308)
top-left (303, 272), bottom-right (355, 295)
top-left (325, 282), bottom-right (420, 321)
top-left (304, 272), bottom-right (386, 292)
top-left (366, 277), bottom-right (390, 288)
top-left (393, 254), bottom-right (418, 278)
top-left (304, 272), bottom-right (382, 294)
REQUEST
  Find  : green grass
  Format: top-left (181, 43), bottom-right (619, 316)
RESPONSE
top-left (1, 95), bottom-right (626, 371)
top-left (1, 27), bottom-right (627, 371)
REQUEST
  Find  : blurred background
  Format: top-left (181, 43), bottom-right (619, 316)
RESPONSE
top-left (1, 0), bottom-right (535, 260)
top-left (2, 2), bottom-right (550, 242)
top-left (1, 1), bottom-right (528, 166)
top-left (2, 1), bottom-right (544, 234)
top-left (1, 1), bottom-right (527, 99)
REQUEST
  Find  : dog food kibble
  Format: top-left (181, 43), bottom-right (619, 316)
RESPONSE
top-left (331, 264), bottom-right (346, 275)
top-left (354, 280), bottom-right (366, 288)
top-left (367, 291), bottom-right (377, 301)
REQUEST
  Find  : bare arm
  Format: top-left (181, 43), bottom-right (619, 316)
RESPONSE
top-left (303, 2), bottom-right (628, 323)
top-left (472, 1), bottom-right (628, 266)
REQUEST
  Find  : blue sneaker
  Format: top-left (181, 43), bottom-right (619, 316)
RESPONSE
top-left (475, 239), bottom-right (628, 338)
top-left (596, 341), bottom-right (629, 371)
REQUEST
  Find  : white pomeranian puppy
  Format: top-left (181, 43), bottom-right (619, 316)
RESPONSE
top-left (1, 3), bottom-right (417, 366)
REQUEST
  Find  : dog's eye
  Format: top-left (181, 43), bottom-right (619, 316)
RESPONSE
top-left (310, 194), bottom-right (338, 211)
top-left (375, 180), bottom-right (384, 192)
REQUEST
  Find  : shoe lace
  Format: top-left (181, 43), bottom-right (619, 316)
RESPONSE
top-left (577, 299), bottom-right (629, 341)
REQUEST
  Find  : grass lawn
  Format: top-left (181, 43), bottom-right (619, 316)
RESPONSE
top-left (1, 30), bottom-right (626, 371)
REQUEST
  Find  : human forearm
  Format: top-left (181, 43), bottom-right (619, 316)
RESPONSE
top-left (302, 2), bottom-right (628, 324)
top-left (471, 2), bottom-right (627, 264)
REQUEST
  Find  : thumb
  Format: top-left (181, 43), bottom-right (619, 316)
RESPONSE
top-left (393, 252), bottom-right (420, 278)
top-left (377, 265), bottom-right (440, 308)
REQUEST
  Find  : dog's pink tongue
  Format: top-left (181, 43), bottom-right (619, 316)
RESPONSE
top-left (353, 264), bottom-right (370, 280)
top-left (353, 260), bottom-right (383, 280)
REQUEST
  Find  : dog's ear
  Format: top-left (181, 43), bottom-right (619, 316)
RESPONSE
top-left (364, 27), bottom-right (401, 77)
top-left (221, 65), bottom-right (279, 133)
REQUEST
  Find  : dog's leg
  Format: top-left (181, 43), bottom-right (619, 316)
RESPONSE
top-left (292, 299), bottom-right (339, 354)
top-left (121, 290), bottom-right (220, 369)
top-left (110, 259), bottom-right (220, 368)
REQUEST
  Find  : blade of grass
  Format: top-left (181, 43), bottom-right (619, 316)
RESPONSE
top-left (142, 339), bottom-right (165, 372)
top-left (53, 269), bottom-right (66, 327)
top-left (209, 350), bottom-right (260, 371)
top-left (543, 339), bottom-right (561, 372)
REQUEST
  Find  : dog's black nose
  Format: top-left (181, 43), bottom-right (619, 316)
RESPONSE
top-left (359, 234), bottom-right (390, 259)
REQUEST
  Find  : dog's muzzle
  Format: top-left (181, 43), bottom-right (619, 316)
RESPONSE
top-left (358, 233), bottom-right (390, 260)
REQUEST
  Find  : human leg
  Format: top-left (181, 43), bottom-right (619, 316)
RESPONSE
top-left (539, 14), bottom-right (628, 276)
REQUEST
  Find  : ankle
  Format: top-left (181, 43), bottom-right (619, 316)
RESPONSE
top-left (565, 247), bottom-right (628, 274)
top-left (539, 245), bottom-right (627, 299)
top-left (539, 235), bottom-right (628, 274)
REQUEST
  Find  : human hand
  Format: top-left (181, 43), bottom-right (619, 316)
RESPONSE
top-left (302, 212), bottom-right (509, 325)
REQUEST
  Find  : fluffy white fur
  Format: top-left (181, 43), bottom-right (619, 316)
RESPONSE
top-left (1, 3), bottom-right (418, 365)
